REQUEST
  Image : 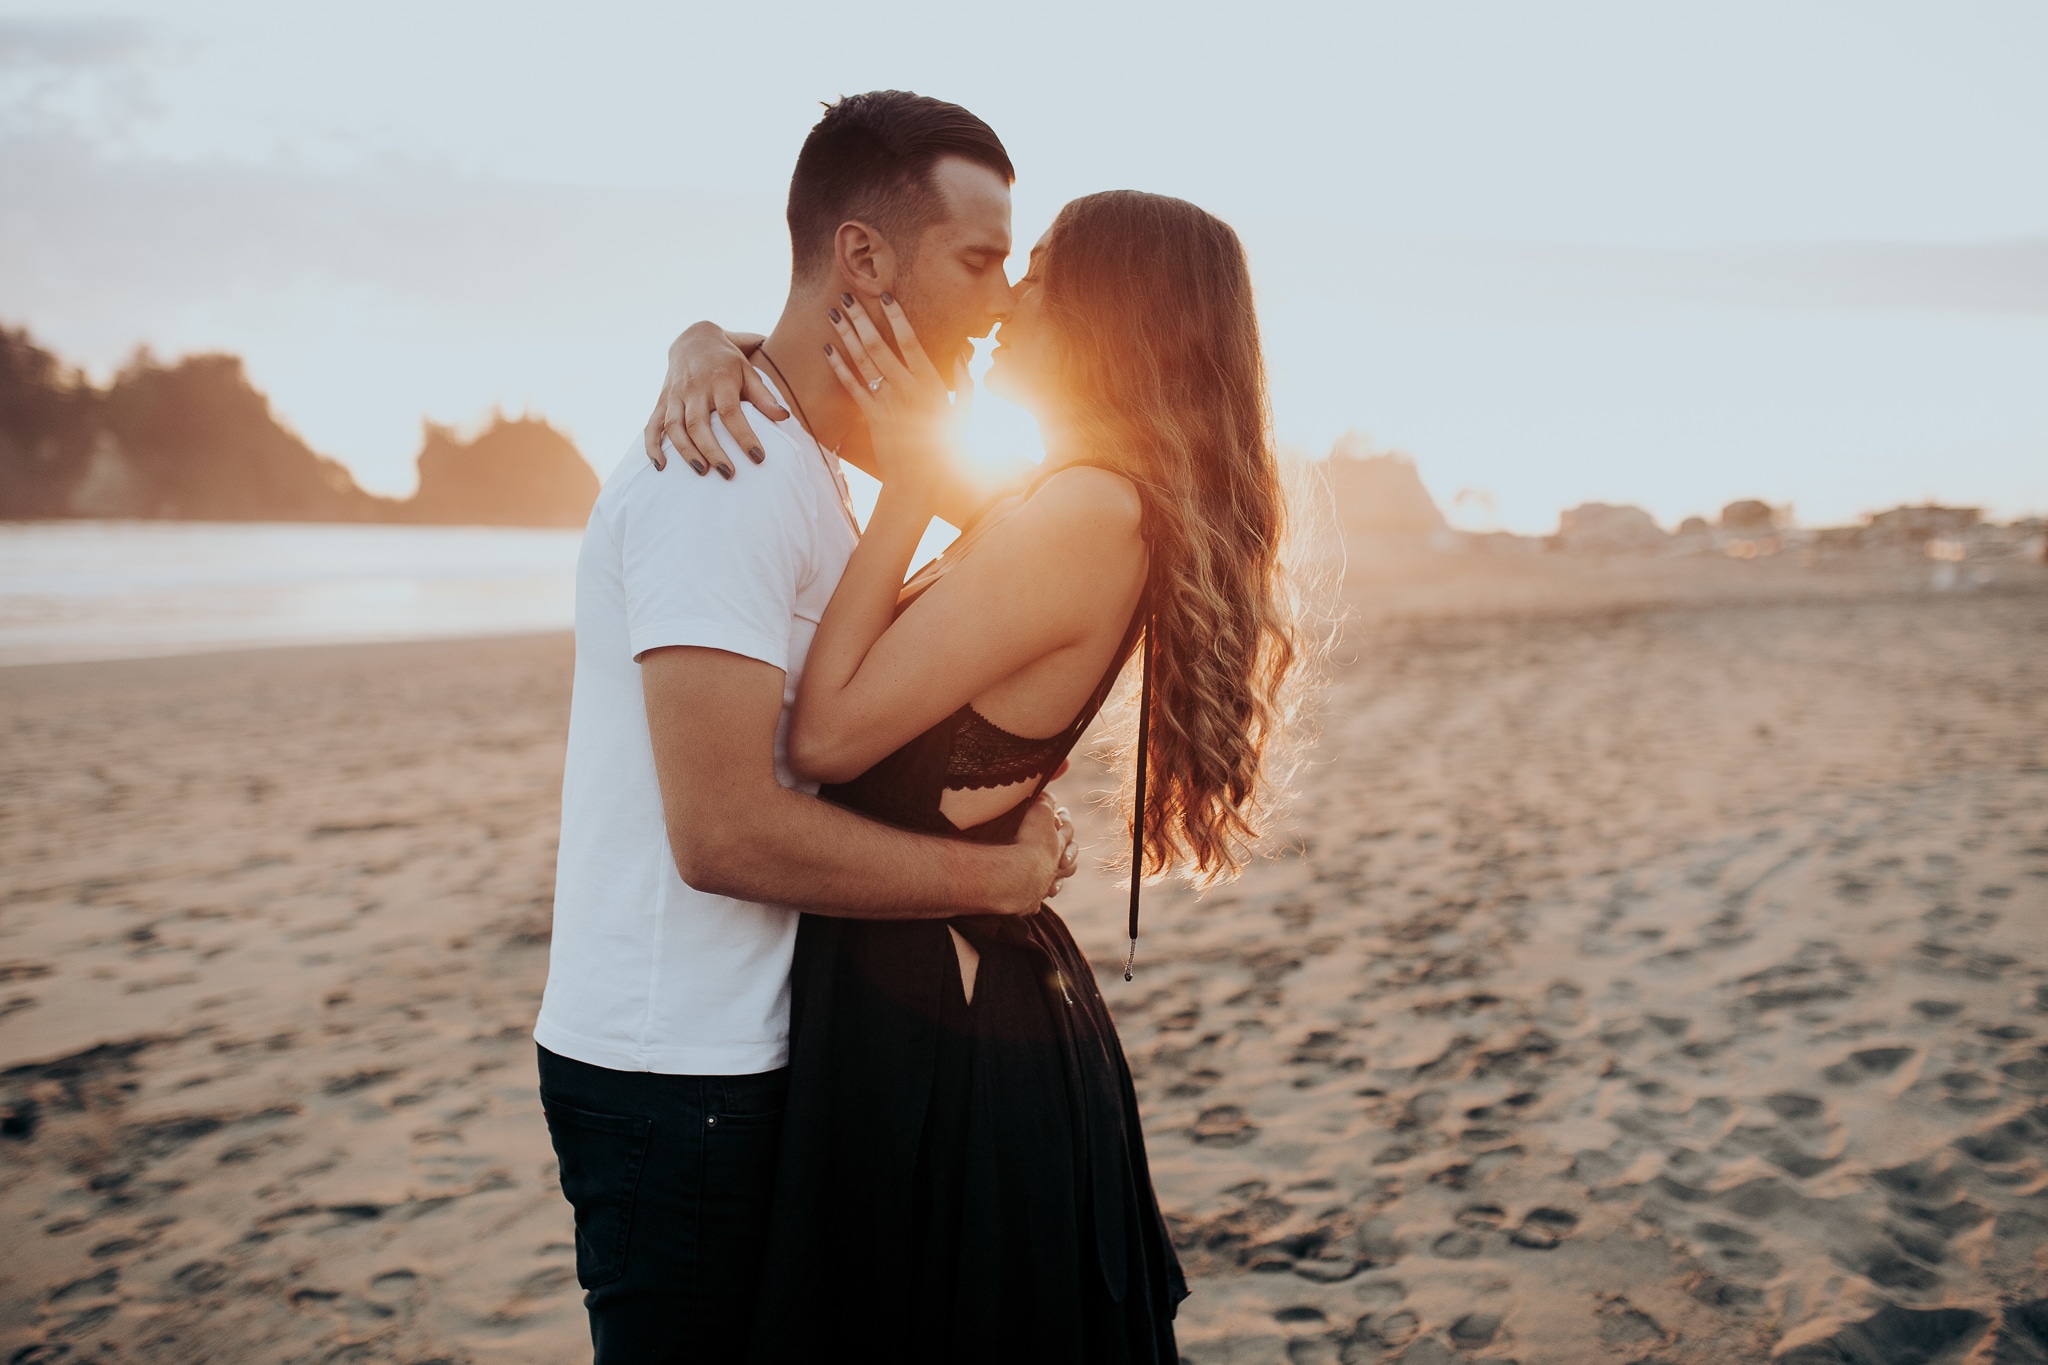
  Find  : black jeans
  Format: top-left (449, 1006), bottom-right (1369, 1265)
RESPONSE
top-left (537, 1045), bottom-right (788, 1362)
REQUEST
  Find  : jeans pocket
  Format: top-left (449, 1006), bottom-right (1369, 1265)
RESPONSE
top-left (542, 1097), bottom-right (653, 1290)
top-left (713, 1067), bottom-right (790, 1124)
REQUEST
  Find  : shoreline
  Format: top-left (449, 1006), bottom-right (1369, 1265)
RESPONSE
top-left (0, 519), bottom-right (582, 669)
top-left (0, 625), bottom-right (577, 673)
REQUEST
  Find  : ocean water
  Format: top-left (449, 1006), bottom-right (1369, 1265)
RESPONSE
top-left (0, 521), bottom-right (584, 666)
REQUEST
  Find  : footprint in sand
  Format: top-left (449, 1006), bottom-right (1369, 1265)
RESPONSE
top-left (1763, 1091), bottom-right (1826, 1122)
top-left (1430, 1230), bottom-right (1482, 1259)
top-left (1821, 1045), bottom-right (1915, 1085)
top-left (1777, 1303), bottom-right (1989, 1364)
top-left (1834, 1232), bottom-right (1944, 1293)
top-left (168, 1260), bottom-right (230, 1295)
top-left (1594, 1295), bottom-right (1670, 1349)
top-left (1448, 1312), bottom-right (1500, 1348)
top-left (1509, 1206), bottom-right (1579, 1249)
top-left (1189, 1104), bottom-right (1259, 1147)
top-left (1692, 1221), bottom-right (1781, 1284)
top-left (2002, 1047), bottom-right (2048, 1092)
top-left (1993, 1300), bottom-right (2048, 1360)
top-left (366, 1267), bottom-right (422, 1308)
top-left (1952, 1107), bottom-right (2048, 1166)
top-left (1754, 1090), bottom-right (1846, 1178)
top-left (1937, 1069), bottom-right (2002, 1112)
top-left (1355, 1307), bottom-right (1420, 1349)
top-left (1396, 1090), bottom-right (1448, 1131)
top-left (1979, 1023), bottom-right (2034, 1040)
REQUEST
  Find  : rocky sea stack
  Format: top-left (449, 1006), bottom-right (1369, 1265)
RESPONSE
top-left (0, 325), bottom-right (596, 527)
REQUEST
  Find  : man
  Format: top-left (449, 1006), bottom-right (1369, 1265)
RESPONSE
top-left (534, 91), bottom-right (1066, 1359)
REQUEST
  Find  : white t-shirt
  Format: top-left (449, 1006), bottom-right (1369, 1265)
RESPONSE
top-left (534, 375), bottom-right (859, 1075)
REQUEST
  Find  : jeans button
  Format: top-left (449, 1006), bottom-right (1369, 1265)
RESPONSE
top-left (707, 1114), bottom-right (718, 1127)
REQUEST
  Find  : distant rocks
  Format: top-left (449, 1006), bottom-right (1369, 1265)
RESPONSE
top-left (1, 335), bottom-right (386, 523)
top-left (1324, 434), bottom-right (1449, 539)
top-left (1719, 499), bottom-right (1779, 532)
top-left (1643, 497), bottom-right (2043, 572)
top-left (1, 324), bottom-right (595, 527)
top-left (1863, 504), bottom-right (1981, 545)
top-left (1809, 504), bottom-right (2040, 563)
top-left (1552, 503), bottom-right (1669, 554)
top-left (405, 418), bottom-right (597, 528)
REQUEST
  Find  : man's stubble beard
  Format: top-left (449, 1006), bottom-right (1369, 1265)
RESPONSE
top-left (888, 264), bottom-right (974, 377)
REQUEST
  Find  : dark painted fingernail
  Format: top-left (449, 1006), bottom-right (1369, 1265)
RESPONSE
top-left (689, 459), bottom-right (707, 475)
top-left (881, 291), bottom-right (894, 306)
top-left (829, 307), bottom-right (842, 323)
top-left (748, 446), bottom-right (765, 464)
top-left (824, 343), bottom-right (834, 355)
top-left (841, 292), bottom-right (854, 307)
top-left (717, 464), bottom-right (733, 481)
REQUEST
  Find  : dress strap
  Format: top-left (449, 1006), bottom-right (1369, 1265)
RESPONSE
top-left (1124, 612), bottom-right (1152, 982)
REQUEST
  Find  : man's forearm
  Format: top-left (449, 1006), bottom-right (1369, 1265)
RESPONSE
top-left (644, 646), bottom-right (1050, 919)
top-left (679, 783), bottom-right (1033, 919)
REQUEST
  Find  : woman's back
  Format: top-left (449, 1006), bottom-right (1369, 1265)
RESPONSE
top-left (824, 464), bottom-right (1147, 841)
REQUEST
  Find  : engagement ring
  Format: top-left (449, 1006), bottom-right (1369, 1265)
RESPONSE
top-left (868, 377), bottom-right (883, 392)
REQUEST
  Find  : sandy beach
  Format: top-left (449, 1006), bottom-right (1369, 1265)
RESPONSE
top-left (3, 545), bottom-right (2045, 1363)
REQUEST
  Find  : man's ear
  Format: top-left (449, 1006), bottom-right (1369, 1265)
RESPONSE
top-left (832, 220), bottom-right (898, 300)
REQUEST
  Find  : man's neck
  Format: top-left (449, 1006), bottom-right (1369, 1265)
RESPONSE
top-left (758, 292), bottom-right (864, 459)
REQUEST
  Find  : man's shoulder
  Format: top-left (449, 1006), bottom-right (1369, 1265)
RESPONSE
top-left (602, 411), bottom-right (812, 513)
top-left (592, 414), bottom-right (836, 580)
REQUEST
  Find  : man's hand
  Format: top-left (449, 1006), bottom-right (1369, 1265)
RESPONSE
top-left (1044, 759), bottom-right (1079, 898)
top-left (642, 323), bottom-right (782, 478)
top-left (1047, 805), bottom-right (1081, 897)
top-left (1013, 791), bottom-right (1078, 913)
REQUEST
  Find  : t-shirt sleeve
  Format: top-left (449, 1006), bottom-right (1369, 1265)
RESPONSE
top-left (617, 408), bottom-right (814, 669)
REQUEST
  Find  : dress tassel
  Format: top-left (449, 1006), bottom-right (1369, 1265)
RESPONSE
top-left (1124, 616), bottom-right (1153, 982)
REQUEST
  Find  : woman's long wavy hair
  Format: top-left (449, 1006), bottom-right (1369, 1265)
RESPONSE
top-left (1037, 190), bottom-right (1314, 887)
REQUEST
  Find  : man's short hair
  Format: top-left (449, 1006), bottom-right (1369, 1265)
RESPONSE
top-left (787, 91), bottom-right (1014, 281)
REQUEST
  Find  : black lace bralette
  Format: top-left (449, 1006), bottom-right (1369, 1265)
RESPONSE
top-left (944, 706), bottom-right (1072, 792)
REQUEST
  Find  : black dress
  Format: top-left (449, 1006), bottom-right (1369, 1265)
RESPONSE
top-left (746, 586), bottom-right (1187, 1363)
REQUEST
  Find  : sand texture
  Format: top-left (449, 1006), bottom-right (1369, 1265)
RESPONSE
top-left (3, 550), bottom-right (2046, 1363)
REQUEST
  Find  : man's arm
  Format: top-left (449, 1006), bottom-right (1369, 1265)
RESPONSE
top-left (643, 646), bottom-right (1064, 917)
top-left (641, 322), bottom-right (1009, 534)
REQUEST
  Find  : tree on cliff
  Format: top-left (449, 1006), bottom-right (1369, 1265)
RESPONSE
top-left (0, 323), bottom-right (596, 526)
top-left (100, 351), bottom-right (392, 521)
top-left (0, 327), bottom-right (107, 519)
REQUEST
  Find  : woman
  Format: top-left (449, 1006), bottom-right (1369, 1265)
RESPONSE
top-left (664, 191), bottom-right (1304, 1362)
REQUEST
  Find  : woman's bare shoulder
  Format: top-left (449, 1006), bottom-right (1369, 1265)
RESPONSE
top-left (939, 464), bottom-right (1144, 603)
top-left (1020, 463), bottom-right (1144, 541)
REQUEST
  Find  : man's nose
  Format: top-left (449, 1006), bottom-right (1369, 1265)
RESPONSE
top-left (974, 305), bottom-right (1010, 339)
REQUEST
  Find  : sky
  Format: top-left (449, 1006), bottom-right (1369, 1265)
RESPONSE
top-left (2, 0), bottom-right (2044, 531)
